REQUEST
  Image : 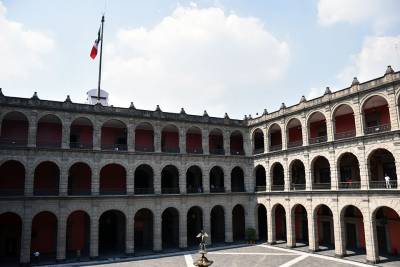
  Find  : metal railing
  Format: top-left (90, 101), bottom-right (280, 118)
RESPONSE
top-left (210, 187), bottom-right (225, 193)
top-left (287, 140), bottom-right (302, 148)
top-left (162, 147), bottom-right (180, 154)
top-left (338, 182), bottom-right (360, 189)
top-left (36, 140), bottom-right (62, 148)
top-left (312, 183), bottom-right (331, 190)
top-left (253, 148), bottom-right (264, 155)
top-left (0, 188), bottom-right (24, 196)
top-left (34, 188), bottom-right (59, 196)
top-left (186, 147), bottom-right (203, 154)
top-left (70, 142), bottom-right (93, 149)
top-left (187, 187), bottom-right (204, 194)
top-left (68, 188), bottom-right (91, 195)
top-left (230, 149), bottom-right (245, 155)
top-left (290, 184), bottom-right (306, 191)
top-left (161, 187), bottom-right (180, 194)
top-left (271, 185), bottom-right (284, 191)
top-left (209, 148), bottom-right (225, 155)
top-left (100, 188), bottom-right (127, 195)
top-left (101, 144), bottom-right (127, 151)
top-left (255, 185), bottom-right (266, 192)
top-left (135, 144), bottom-right (155, 152)
top-left (309, 136), bottom-right (327, 144)
top-left (369, 180), bottom-right (397, 189)
top-left (134, 187), bottom-right (155, 194)
top-left (269, 144), bottom-right (282, 151)
top-left (231, 186), bottom-right (245, 192)
top-left (364, 124), bottom-right (391, 134)
top-left (0, 137), bottom-right (27, 148)
top-left (334, 130), bottom-right (356, 140)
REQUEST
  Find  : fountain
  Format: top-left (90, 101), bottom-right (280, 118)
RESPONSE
top-left (193, 230), bottom-right (213, 266)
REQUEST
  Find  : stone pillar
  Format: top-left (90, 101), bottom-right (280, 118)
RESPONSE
top-left (358, 147), bottom-right (369, 190)
top-left (93, 122), bottom-right (101, 151)
top-left (223, 130), bottom-right (230, 155)
top-left (325, 109), bottom-right (334, 142)
top-left (202, 129), bottom-right (209, 155)
top-left (329, 150), bottom-right (338, 190)
top-left (243, 130), bottom-right (251, 156)
top-left (203, 166), bottom-right (210, 193)
top-left (91, 166), bottom-right (99, 195)
top-left (307, 209), bottom-right (317, 252)
top-left (59, 164), bottom-right (68, 196)
top-left (387, 87), bottom-right (399, 130)
top-left (246, 203), bottom-right (256, 231)
top-left (225, 207), bottom-right (233, 243)
top-left (126, 211), bottom-right (134, 255)
top-left (353, 111), bottom-right (363, 137)
top-left (25, 165), bottom-right (34, 196)
top-left (265, 161), bottom-right (271, 192)
top-left (203, 207), bottom-right (211, 245)
top-left (179, 127), bottom-right (186, 154)
top-left (333, 212), bottom-right (345, 257)
top-left (284, 158), bottom-right (290, 191)
top-left (286, 205), bottom-right (295, 248)
top-left (281, 122), bottom-right (287, 150)
top-left (56, 210), bottom-right (67, 261)
top-left (364, 213), bottom-right (379, 263)
top-left (301, 116), bottom-right (308, 146)
top-left (179, 208), bottom-right (187, 249)
top-left (20, 208), bottom-right (33, 264)
top-left (263, 126), bottom-right (269, 153)
top-left (127, 121), bottom-right (135, 152)
top-left (127, 168), bottom-right (134, 195)
top-left (62, 119), bottom-right (71, 149)
top-left (305, 155), bottom-right (312, 191)
top-left (179, 165), bottom-right (186, 194)
top-left (90, 213), bottom-right (99, 258)
top-left (154, 124), bottom-right (161, 153)
top-left (154, 206), bottom-right (162, 251)
top-left (28, 113), bottom-right (37, 148)
top-left (154, 167), bottom-right (161, 194)
top-left (245, 166), bottom-right (253, 193)
top-left (267, 207), bottom-right (275, 244)
top-left (224, 166), bottom-right (231, 193)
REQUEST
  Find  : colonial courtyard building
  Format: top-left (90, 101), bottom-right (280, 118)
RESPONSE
top-left (0, 66), bottom-right (400, 265)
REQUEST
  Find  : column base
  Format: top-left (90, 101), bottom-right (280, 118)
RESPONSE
top-left (308, 248), bottom-right (316, 253)
top-left (89, 256), bottom-right (99, 260)
top-left (366, 259), bottom-right (378, 264)
top-left (56, 258), bottom-right (66, 263)
top-left (268, 241), bottom-right (276, 245)
top-left (286, 245), bottom-right (295, 249)
top-left (334, 253), bottom-right (344, 258)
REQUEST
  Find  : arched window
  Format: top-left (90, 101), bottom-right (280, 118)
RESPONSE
top-left (0, 111), bottom-right (28, 147)
top-left (362, 96), bottom-right (390, 134)
top-left (308, 112), bottom-right (327, 144)
top-left (333, 105), bottom-right (355, 140)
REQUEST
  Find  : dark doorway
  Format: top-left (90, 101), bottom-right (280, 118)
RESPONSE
top-left (187, 207), bottom-right (203, 247)
top-left (134, 209), bottom-right (153, 252)
top-left (0, 213), bottom-right (21, 265)
top-left (162, 208), bottom-right (179, 249)
top-left (211, 206), bottom-right (225, 244)
top-left (232, 205), bottom-right (245, 242)
top-left (99, 210), bottom-right (126, 256)
top-left (66, 211), bottom-right (90, 259)
top-left (257, 205), bottom-right (267, 241)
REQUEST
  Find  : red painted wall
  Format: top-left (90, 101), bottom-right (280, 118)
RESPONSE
top-left (135, 129), bottom-right (154, 149)
top-left (275, 208), bottom-right (285, 239)
top-left (37, 122), bottom-right (62, 146)
top-left (209, 134), bottom-right (223, 150)
top-left (31, 212), bottom-right (57, 253)
top-left (34, 162), bottom-right (59, 194)
top-left (288, 127), bottom-right (302, 142)
top-left (101, 127), bottom-right (126, 145)
top-left (0, 161), bottom-right (24, 193)
top-left (100, 164), bottom-right (126, 192)
top-left (162, 131), bottom-right (179, 149)
top-left (186, 133), bottom-right (202, 151)
top-left (335, 114), bottom-right (355, 133)
top-left (270, 131), bottom-right (282, 146)
top-left (69, 164), bottom-right (91, 191)
top-left (230, 135), bottom-right (243, 151)
top-left (67, 211), bottom-right (88, 251)
top-left (71, 125), bottom-right (93, 145)
top-left (364, 106), bottom-right (390, 125)
top-left (387, 209), bottom-right (400, 254)
top-left (1, 120), bottom-right (28, 142)
top-left (0, 213), bottom-right (21, 256)
top-left (309, 120), bottom-right (326, 138)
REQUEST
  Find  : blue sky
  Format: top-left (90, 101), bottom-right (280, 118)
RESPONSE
top-left (1, 0), bottom-right (400, 118)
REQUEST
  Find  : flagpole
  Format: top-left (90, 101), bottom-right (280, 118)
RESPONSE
top-left (97, 15), bottom-right (105, 102)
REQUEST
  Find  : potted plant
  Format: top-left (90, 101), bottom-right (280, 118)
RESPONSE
top-left (245, 227), bottom-right (256, 244)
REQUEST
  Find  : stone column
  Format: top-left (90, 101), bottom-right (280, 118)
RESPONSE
top-left (154, 205), bottom-right (162, 251)
top-left (353, 111), bottom-right (363, 137)
top-left (126, 211), bottom-right (134, 255)
top-left (154, 167), bottom-right (161, 194)
top-left (329, 150), bottom-right (338, 190)
top-left (284, 158), bottom-right (290, 191)
top-left (245, 166), bottom-right (253, 193)
top-left (56, 210), bottom-right (67, 261)
top-left (202, 129), bottom-right (209, 155)
top-left (59, 164), bottom-right (68, 196)
top-left (203, 166), bottom-right (210, 193)
top-left (364, 213), bottom-right (379, 263)
top-left (28, 112), bottom-right (37, 148)
top-left (301, 116), bottom-right (308, 146)
top-left (203, 207), bottom-right (211, 245)
top-left (91, 166), bottom-right (99, 196)
top-left (179, 208), bottom-right (187, 249)
top-left (305, 155), bottom-right (312, 191)
top-left (127, 121), bottom-right (135, 152)
top-left (179, 127), bottom-right (186, 154)
top-left (286, 205), bottom-right (295, 248)
top-left (223, 130), bottom-right (230, 155)
top-left (325, 109), bottom-right (334, 142)
top-left (225, 207), bottom-right (233, 243)
top-left (127, 168), bottom-right (134, 195)
top-left (246, 203), bottom-right (256, 231)
top-left (224, 166), bottom-right (231, 193)
top-left (93, 122), bottom-right (101, 151)
top-left (243, 130), bottom-right (251, 156)
top-left (20, 208), bottom-right (33, 264)
top-left (333, 212), bottom-right (345, 257)
top-left (62, 119), bottom-right (71, 149)
top-left (179, 165), bottom-right (186, 194)
top-left (25, 165), bottom-right (34, 196)
top-left (307, 209), bottom-right (317, 252)
top-left (387, 87), bottom-right (399, 130)
top-left (358, 147), bottom-right (369, 190)
top-left (263, 126), bottom-right (269, 153)
top-left (154, 124), bottom-right (161, 153)
top-left (90, 213), bottom-right (99, 258)
top-left (265, 161), bottom-right (271, 192)
top-left (281, 122), bottom-right (287, 150)
top-left (267, 207), bottom-right (275, 244)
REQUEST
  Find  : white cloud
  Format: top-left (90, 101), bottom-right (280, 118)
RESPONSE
top-left (0, 2), bottom-right (54, 81)
top-left (307, 87), bottom-right (324, 100)
top-left (338, 36), bottom-right (400, 84)
top-left (317, 0), bottom-right (400, 33)
top-left (103, 5), bottom-right (289, 118)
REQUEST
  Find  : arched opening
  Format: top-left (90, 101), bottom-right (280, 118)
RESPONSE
top-left (312, 156), bottom-right (331, 190)
top-left (99, 210), bottom-right (126, 256)
top-left (368, 149), bottom-right (397, 189)
top-left (342, 206), bottom-right (365, 256)
top-left (0, 112), bottom-right (28, 147)
top-left (269, 124), bottom-right (282, 151)
top-left (162, 208), bottom-right (179, 249)
top-left (287, 118), bottom-right (303, 148)
top-left (333, 105), bottom-right (355, 140)
top-left (231, 166), bottom-right (245, 192)
top-left (161, 124), bottom-right (179, 153)
top-left (338, 153), bottom-right (360, 189)
top-left (134, 209), bottom-right (153, 252)
top-left (316, 205), bottom-right (334, 248)
top-left (210, 166), bottom-right (224, 193)
top-left (70, 117), bottom-right (93, 149)
top-left (187, 207), bottom-right (203, 247)
top-left (36, 114), bottom-right (62, 148)
top-left (68, 163), bottom-right (91, 195)
top-left (363, 95), bottom-right (391, 134)
top-left (232, 205), bottom-right (245, 242)
top-left (271, 163), bottom-right (284, 191)
top-left (290, 160), bottom-right (306, 191)
top-left (135, 122), bottom-right (154, 152)
top-left (186, 166), bottom-right (203, 194)
top-left (0, 160), bottom-right (25, 196)
top-left (31, 211), bottom-right (57, 261)
top-left (100, 164), bottom-right (126, 195)
top-left (274, 204), bottom-right (286, 243)
top-left (0, 212), bottom-right (21, 264)
top-left (253, 129), bottom-right (264, 154)
top-left (230, 131), bottom-right (244, 155)
top-left (257, 205), bottom-right (267, 241)
top-left (293, 205), bottom-right (308, 245)
top-left (134, 164), bottom-right (154, 194)
top-left (66, 211), bottom-right (90, 259)
top-left (374, 207), bottom-right (400, 258)
top-left (186, 127), bottom-right (202, 154)
top-left (211, 206), bottom-right (225, 244)
top-left (209, 128), bottom-right (224, 155)
top-left (161, 165), bottom-right (179, 194)
top-left (34, 161), bottom-right (59, 196)
top-left (308, 112), bottom-right (327, 144)
top-left (101, 119), bottom-right (127, 151)
top-left (255, 165), bottom-right (266, 192)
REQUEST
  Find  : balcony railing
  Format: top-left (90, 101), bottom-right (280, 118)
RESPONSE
top-left (309, 136), bottom-right (327, 144)
top-left (68, 188), bottom-right (91, 195)
top-left (290, 184), bottom-right (306, 191)
top-left (37, 140), bottom-right (62, 148)
top-left (269, 144), bottom-right (282, 152)
top-left (287, 140), bottom-right (302, 148)
top-left (134, 187), bottom-right (155, 194)
top-left (186, 147), bottom-right (203, 154)
top-left (253, 148), bottom-right (264, 155)
top-left (364, 124), bottom-right (391, 135)
top-left (0, 188), bottom-right (24, 196)
top-left (101, 144), bottom-right (127, 151)
top-left (187, 187), bottom-right (204, 194)
top-left (271, 185), bottom-right (284, 191)
top-left (369, 180), bottom-right (398, 189)
top-left (162, 147), bottom-right (180, 154)
top-left (0, 137), bottom-right (27, 148)
top-left (100, 188), bottom-right (127, 195)
top-left (334, 130), bottom-right (356, 140)
top-left (312, 183), bottom-right (331, 190)
top-left (338, 181), bottom-right (360, 189)
top-left (230, 149), bottom-right (245, 155)
top-left (135, 144), bottom-right (155, 152)
top-left (70, 142), bottom-right (93, 149)
top-left (231, 186), bottom-right (245, 192)
top-left (34, 188), bottom-right (59, 196)
top-left (210, 186), bottom-right (225, 193)
top-left (161, 187), bottom-right (180, 194)
top-left (209, 148), bottom-right (225, 155)
top-left (255, 185), bottom-right (266, 192)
